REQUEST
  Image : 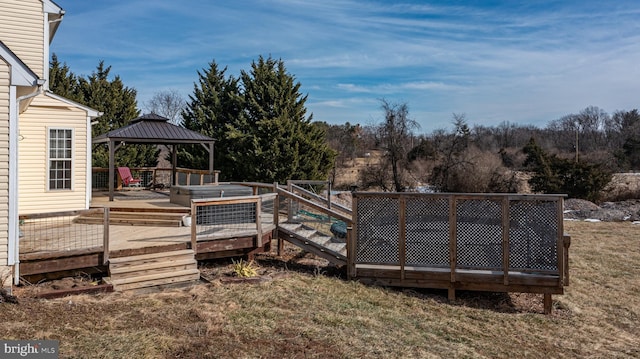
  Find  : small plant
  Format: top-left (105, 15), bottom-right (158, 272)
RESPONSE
top-left (232, 259), bottom-right (258, 278)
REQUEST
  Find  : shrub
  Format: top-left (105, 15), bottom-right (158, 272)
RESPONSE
top-left (523, 138), bottom-right (612, 202)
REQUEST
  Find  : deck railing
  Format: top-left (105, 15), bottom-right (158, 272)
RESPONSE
top-left (189, 193), bottom-right (278, 252)
top-left (350, 192), bottom-right (570, 305)
top-left (92, 167), bottom-right (220, 189)
top-left (275, 186), bottom-right (353, 256)
top-left (287, 180), bottom-right (352, 218)
top-left (19, 208), bottom-right (110, 263)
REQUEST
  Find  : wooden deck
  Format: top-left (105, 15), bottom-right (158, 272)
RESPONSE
top-left (19, 190), bottom-right (275, 279)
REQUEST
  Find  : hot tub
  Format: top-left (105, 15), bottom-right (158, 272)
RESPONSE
top-left (169, 184), bottom-right (253, 207)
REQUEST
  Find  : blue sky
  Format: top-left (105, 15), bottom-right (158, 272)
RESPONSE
top-left (51, 1), bottom-right (640, 133)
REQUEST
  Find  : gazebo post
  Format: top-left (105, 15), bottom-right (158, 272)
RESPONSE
top-left (209, 143), bottom-right (214, 176)
top-left (108, 139), bottom-right (115, 201)
top-left (172, 144), bottom-right (177, 186)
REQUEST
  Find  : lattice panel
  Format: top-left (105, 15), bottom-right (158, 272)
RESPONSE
top-left (456, 199), bottom-right (503, 269)
top-left (356, 197), bottom-right (399, 264)
top-left (405, 197), bottom-right (450, 267)
top-left (509, 200), bottom-right (558, 271)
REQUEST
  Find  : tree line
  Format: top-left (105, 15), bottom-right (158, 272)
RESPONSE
top-left (49, 54), bottom-right (335, 184)
top-left (50, 54), bottom-right (638, 200)
top-left (323, 103), bottom-right (639, 201)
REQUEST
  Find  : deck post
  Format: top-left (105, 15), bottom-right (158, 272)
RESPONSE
top-left (449, 196), bottom-right (457, 285)
top-left (172, 145), bottom-right (177, 186)
top-left (544, 293), bottom-right (553, 314)
top-left (556, 198), bottom-right (565, 287)
top-left (287, 180), bottom-right (293, 222)
top-left (273, 182), bottom-right (282, 256)
top-left (348, 194), bottom-right (358, 279)
top-left (502, 197), bottom-right (510, 286)
top-left (399, 196), bottom-right (406, 281)
top-left (256, 198), bottom-right (263, 247)
top-left (208, 142), bottom-right (214, 179)
top-left (103, 207), bottom-right (110, 264)
top-left (190, 200), bottom-right (197, 253)
top-left (108, 140), bottom-right (115, 201)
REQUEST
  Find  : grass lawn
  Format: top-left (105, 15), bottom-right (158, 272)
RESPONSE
top-left (1, 221), bottom-right (638, 358)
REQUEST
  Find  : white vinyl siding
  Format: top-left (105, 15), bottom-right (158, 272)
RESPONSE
top-left (0, 0), bottom-right (45, 78)
top-left (18, 94), bottom-right (88, 214)
top-left (0, 60), bottom-right (10, 266)
top-left (48, 128), bottom-right (73, 190)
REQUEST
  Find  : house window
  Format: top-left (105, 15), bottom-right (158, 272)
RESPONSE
top-left (49, 128), bottom-right (73, 190)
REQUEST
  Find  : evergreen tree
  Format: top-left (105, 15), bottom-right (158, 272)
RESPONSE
top-left (180, 61), bottom-right (243, 179)
top-left (76, 61), bottom-right (158, 168)
top-left (49, 58), bottom-right (158, 168)
top-left (48, 53), bottom-right (80, 101)
top-left (523, 138), bottom-right (611, 202)
top-left (237, 55), bottom-right (335, 183)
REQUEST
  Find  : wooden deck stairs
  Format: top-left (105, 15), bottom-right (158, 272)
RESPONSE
top-left (75, 207), bottom-right (190, 227)
top-left (107, 249), bottom-right (200, 291)
top-left (277, 221), bottom-right (347, 266)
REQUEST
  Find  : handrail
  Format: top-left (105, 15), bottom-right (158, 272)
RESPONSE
top-left (289, 183), bottom-right (352, 215)
top-left (276, 187), bottom-right (352, 225)
top-left (229, 182), bottom-right (278, 190)
top-left (229, 182), bottom-right (278, 195)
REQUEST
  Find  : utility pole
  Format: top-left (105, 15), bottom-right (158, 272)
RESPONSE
top-left (575, 126), bottom-right (579, 163)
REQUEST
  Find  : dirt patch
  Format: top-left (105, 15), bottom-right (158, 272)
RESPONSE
top-left (198, 242), bottom-right (344, 283)
top-left (14, 274), bottom-right (105, 298)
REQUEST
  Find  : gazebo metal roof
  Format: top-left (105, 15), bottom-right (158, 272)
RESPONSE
top-left (93, 113), bottom-right (216, 201)
top-left (93, 113), bottom-right (215, 145)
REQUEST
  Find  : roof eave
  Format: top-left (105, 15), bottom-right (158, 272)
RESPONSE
top-left (44, 91), bottom-right (102, 118)
top-left (0, 41), bottom-right (40, 87)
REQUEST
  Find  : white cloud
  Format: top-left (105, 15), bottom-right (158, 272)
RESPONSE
top-left (52, 0), bottom-right (640, 132)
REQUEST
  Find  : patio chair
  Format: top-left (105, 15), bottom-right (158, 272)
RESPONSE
top-left (117, 166), bottom-right (141, 187)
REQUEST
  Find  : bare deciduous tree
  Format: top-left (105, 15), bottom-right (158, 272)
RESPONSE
top-left (377, 99), bottom-right (419, 192)
top-left (144, 89), bottom-right (186, 125)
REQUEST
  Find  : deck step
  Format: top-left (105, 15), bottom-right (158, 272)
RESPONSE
top-left (108, 249), bottom-right (199, 291)
top-left (278, 222), bottom-right (303, 232)
top-left (277, 221), bottom-right (347, 266)
top-left (110, 258), bottom-right (197, 277)
top-left (109, 249), bottom-right (195, 264)
top-left (308, 234), bottom-right (332, 247)
top-left (112, 269), bottom-right (201, 291)
top-left (76, 217), bottom-right (183, 227)
top-left (75, 209), bottom-right (187, 227)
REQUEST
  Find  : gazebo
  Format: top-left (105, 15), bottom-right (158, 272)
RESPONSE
top-left (92, 113), bottom-right (216, 201)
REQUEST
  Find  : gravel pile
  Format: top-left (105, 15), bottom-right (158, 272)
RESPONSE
top-left (564, 198), bottom-right (640, 222)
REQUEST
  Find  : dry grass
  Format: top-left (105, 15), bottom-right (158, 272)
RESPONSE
top-left (1, 221), bottom-right (639, 358)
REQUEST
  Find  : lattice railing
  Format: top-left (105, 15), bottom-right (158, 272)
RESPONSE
top-left (352, 193), bottom-right (565, 276)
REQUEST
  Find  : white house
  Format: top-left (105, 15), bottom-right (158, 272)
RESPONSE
top-left (0, 0), bottom-right (101, 288)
